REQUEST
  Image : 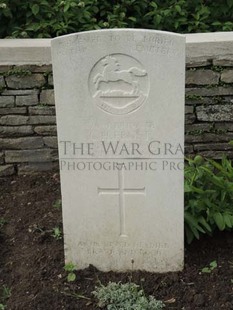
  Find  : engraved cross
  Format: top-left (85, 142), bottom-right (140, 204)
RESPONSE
top-left (98, 167), bottom-right (145, 237)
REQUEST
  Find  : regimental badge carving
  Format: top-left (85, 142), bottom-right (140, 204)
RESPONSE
top-left (89, 53), bottom-right (149, 115)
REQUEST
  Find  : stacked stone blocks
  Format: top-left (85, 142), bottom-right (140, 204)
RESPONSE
top-left (0, 65), bottom-right (57, 176)
top-left (185, 57), bottom-right (233, 159)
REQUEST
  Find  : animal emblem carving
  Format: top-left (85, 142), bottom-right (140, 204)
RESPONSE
top-left (93, 56), bottom-right (147, 95)
top-left (89, 53), bottom-right (149, 115)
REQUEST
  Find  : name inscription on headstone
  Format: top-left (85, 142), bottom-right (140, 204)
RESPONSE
top-left (76, 32), bottom-right (178, 56)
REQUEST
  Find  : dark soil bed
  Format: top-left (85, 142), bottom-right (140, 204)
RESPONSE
top-left (0, 172), bottom-right (233, 310)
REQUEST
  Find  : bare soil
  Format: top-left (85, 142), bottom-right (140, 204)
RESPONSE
top-left (0, 172), bottom-right (233, 309)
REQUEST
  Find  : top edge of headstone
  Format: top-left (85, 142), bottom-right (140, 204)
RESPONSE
top-left (51, 28), bottom-right (185, 44)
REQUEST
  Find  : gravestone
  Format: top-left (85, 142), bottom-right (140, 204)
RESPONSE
top-left (51, 29), bottom-right (185, 272)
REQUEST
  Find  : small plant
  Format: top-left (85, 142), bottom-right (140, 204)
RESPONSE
top-left (53, 199), bottom-right (62, 209)
top-left (186, 129), bottom-right (205, 136)
top-left (43, 70), bottom-right (52, 77)
top-left (201, 260), bottom-right (217, 273)
top-left (0, 285), bottom-right (11, 309)
top-left (38, 101), bottom-right (48, 107)
top-left (64, 263), bottom-right (77, 282)
top-left (185, 94), bottom-right (204, 101)
top-left (93, 282), bottom-right (165, 310)
top-left (211, 65), bottom-right (224, 73)
top-left (5, 67), bottom-right (32, 77)
top-left (51, 227), bottom-right (62, 240)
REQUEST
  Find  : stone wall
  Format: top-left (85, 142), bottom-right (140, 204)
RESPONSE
top-left (1, 33), bottom-right (233, 176)
top-left (185, 57), bottom-right (233, 159)
top-left (0, 64), bottom-right (58, 176)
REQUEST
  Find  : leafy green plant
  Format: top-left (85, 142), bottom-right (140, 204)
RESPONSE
top-left (1, 0), bottom-right (233, 38)
top-left (185, 155), bottom-right (233, 243)
top-left (51, 227), bottom-right (62, 240)
top-left (93, 282), bottom-right (165, 310)
top-left (64, 262), bottom-right (77, 282)
top-left (201, 260), bottom-right (217, 273)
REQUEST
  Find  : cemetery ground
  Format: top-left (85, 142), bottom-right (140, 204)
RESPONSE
top-left (0, 172), bottom-right (233, 310)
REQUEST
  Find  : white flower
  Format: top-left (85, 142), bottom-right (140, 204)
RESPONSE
top-left (78, 1), bottom-right (85, 8)
top-left (0, 3), bottom-right (7, 9)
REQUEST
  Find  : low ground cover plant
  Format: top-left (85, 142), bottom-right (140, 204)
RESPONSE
top-left (93, 282), bottom-right (165, 309)
top-left (185, 155), bottom-right (233, 243)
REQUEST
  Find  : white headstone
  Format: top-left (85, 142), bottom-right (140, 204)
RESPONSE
top-left (52, 29), bottom-right (185, 272)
